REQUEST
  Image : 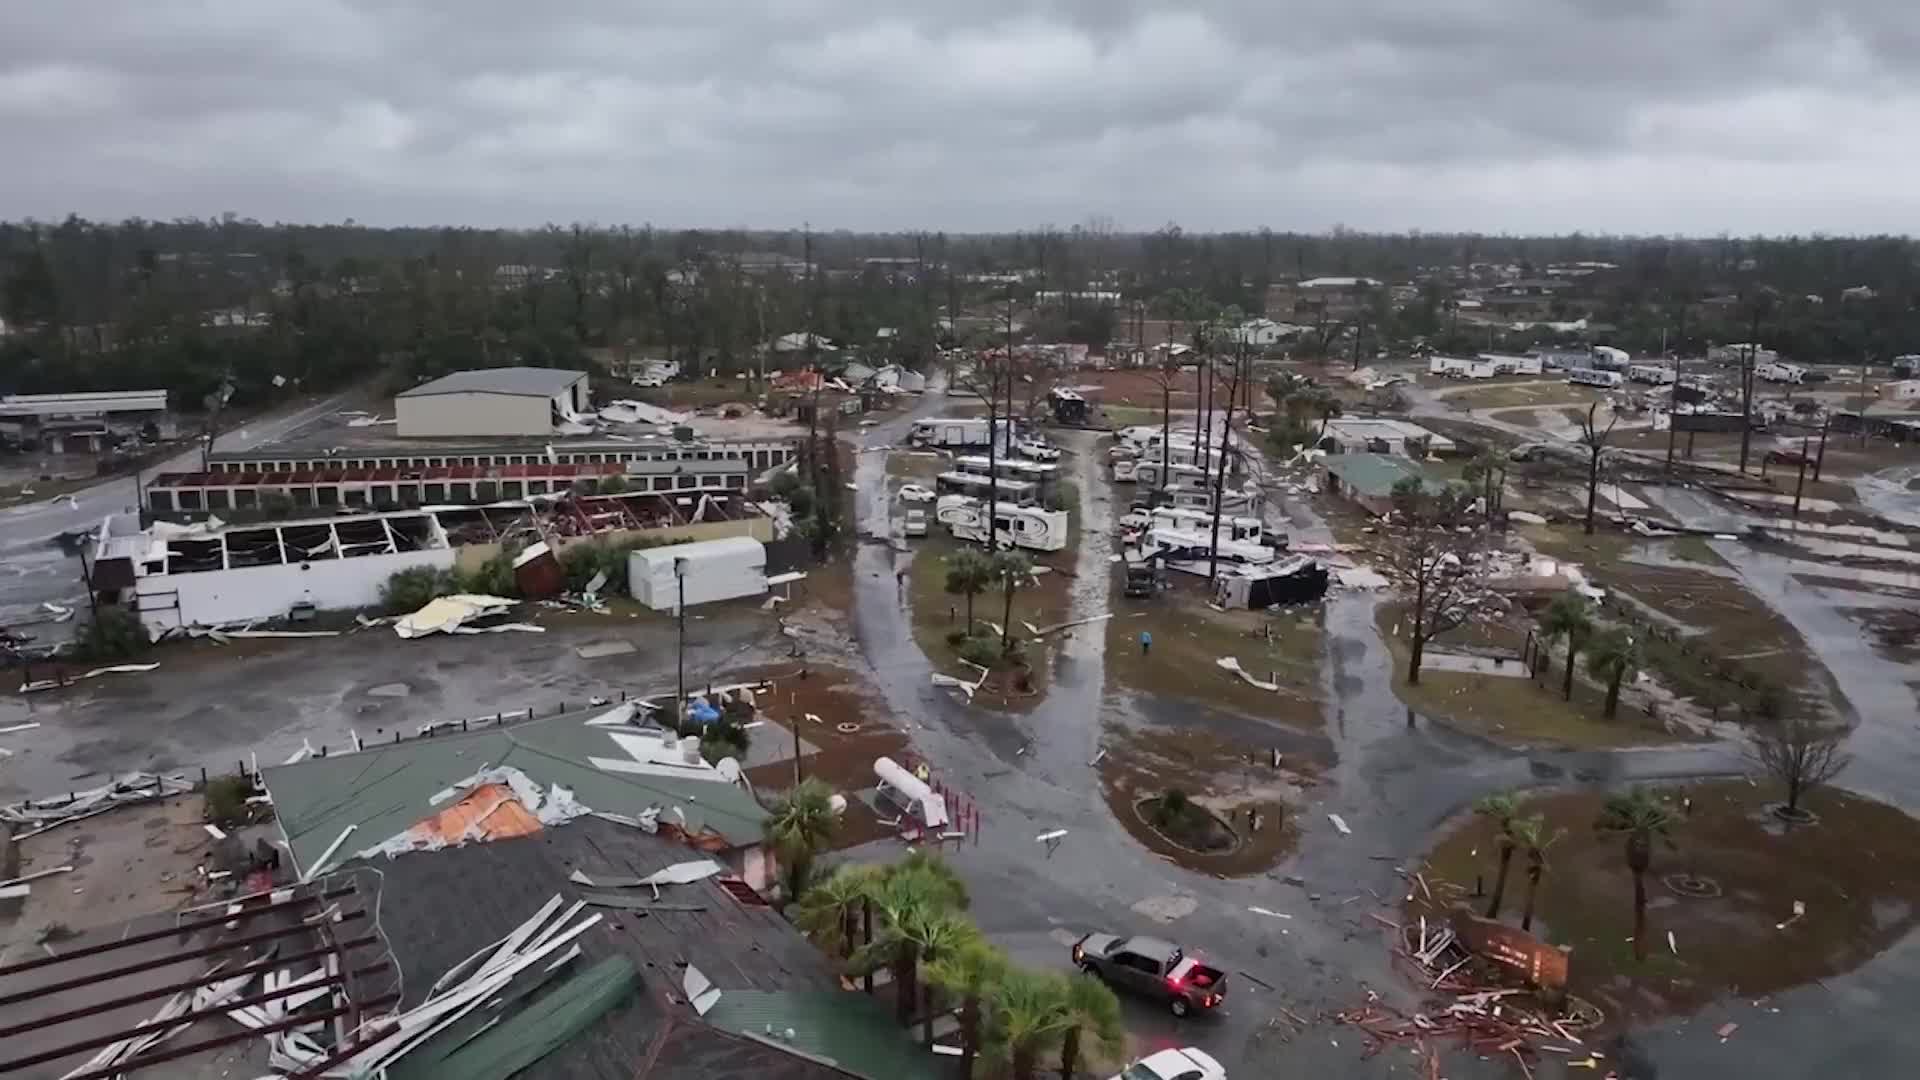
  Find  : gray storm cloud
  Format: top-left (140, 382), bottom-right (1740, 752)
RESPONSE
top-left (2, 0), bottom-right (1917, 232)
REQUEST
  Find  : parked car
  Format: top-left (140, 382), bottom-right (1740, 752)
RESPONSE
top-left (1764, 447), bottom-right (1811, 467)
top-left (630, 374), bottom-right (667, 388)
top-left (903, 508), bottom-right (928, 538)
top-left (1071, 933), bottom-right (1226, 1017)
top-left (1111, 1048), bottom-right (1227, 1080)
top-left (897, 484), bottom-right (936, 503)
top-left (1015, 437), bottom-right (1061, 462)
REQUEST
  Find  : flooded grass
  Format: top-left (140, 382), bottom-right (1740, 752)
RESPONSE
top-left (904, 532), bottom-right (1075, 712)
top-left (1409, 781), bottom-right (1920, 1025)
top-left (1096, 723), bottom-right (1314, 876)
top-left (1104, 576), bottom-right (1324, 730)
top-left (1375, 602), bottom-right (1688, 749)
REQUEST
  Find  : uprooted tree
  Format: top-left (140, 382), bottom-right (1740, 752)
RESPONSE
top-left (1747, 699), bottom-right (1850, 819)
top-left (1389, 476), bottom-right (1479, 685)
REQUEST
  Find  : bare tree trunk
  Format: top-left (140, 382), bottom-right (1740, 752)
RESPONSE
top-left (1486, 844), bottom-right (1513, 919)
top-left (1205, 348), bottom-right (1242, 584)
top-left (1631, 867), bottom-right (1648, 960)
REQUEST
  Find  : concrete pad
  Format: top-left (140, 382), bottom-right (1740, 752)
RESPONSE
top-left (1130, 894), bottom-right (1198, 923)
top-left (1418, 652), bottom-right (1531, 677)
top-left (576, 641), bottom-right (637, 659)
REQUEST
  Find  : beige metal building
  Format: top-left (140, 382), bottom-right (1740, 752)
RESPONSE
top-left (395, 367), bottom-right (590, 437)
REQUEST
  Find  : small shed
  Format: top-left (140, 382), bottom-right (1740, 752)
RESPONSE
top-left (1321, 453), bottom-right (1442, 517)
top-left (628, 536), bottom-right (768, 611)
top-left (395, 367), bottom-right (589, 437)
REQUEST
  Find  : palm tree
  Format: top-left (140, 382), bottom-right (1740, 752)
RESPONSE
top-left (1510, 814), bottom-right (1562, 932)
top-left (1595, 788), bottom-right (1679, 960)
top-left (1584, 627), bottom-right (1641, 719)
top-left (763, 777), bottom-right (839, 903)
top-left (792, 864), bottom-right (877, 965)
top-left (1057, 973), bottom-right (1125, 1080)
top-left (945, 549), bottom-right (994, 633)
top-left (1461, 449), bottom-right (1506, 527)
top-left (905, 910), bottom-right (982, 1044)
top-left (1474, 794), bottom-right (1523, 919)
top-left (990, 551), bottom-right (1034, 654)
top-left (983, 968), bottom-right (1074, 1080)
top-left (925, 939), bottom-right (1009, 1077)
top-left (1541, 592), bottom-right (1593, 701)
top-left (850, 853), bottom-right (971, 1025)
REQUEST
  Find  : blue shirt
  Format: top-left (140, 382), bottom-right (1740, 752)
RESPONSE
top-left (1139, 631), bottom-right (1152, 647)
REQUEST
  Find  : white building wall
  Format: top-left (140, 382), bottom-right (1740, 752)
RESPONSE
top-left (130, 547), bottom-right (457, 634)
top-left (396, 392), bottom-right (553, 437)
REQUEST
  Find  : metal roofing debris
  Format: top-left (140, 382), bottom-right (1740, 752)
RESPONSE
top-left (701, 991), bottom-right (938, 1080)
top-left (1, 772), bottom-right (194, 839)
top-left (1322, 452), bottom-right (1441, 498)
top-left (393, 593), bottom-right (519, 638)
top-left (390, 955), bottom-right (637, 1080)
top-left (263, 713), bottom-right (770, 872)
top-left (398, 367), bottom-right (587, 399)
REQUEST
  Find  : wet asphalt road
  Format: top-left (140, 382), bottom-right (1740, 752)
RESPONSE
top-left (840, 389), bottom-right (1920, 1078)
top-left (0, 394), bottom-right (354, 644)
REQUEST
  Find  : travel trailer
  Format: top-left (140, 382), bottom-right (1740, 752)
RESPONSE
top-left (1627, 363), bottom-right (1676, 386)
top-left (1120, 506), bottom-right (1269, 546)
top-left (934, 494), bottom-right (1069, 552)
top-left (953, 454), bottom-right (1058, 484)
top-left (907, 417), bottom-right (1009, 449)
top-left (1210, 556), bottom-right (1330, 609)
top-left (934, 471), bottom-right (1039, 503)
top-left (1134, 527), bottom-right (1276, 577)
top-left (1757, 361), bottom-right (1808, 385)
top-left (1568, 368), bottom-right (1625, 389)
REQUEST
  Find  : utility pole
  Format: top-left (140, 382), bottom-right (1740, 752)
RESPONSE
top-left (1858, 353), bottom-right (1872, 449)
top-left (1792, 435), bottom-right (1812, 524)
top-left (1205, 343), bottom-right (1245, 585)
top-left (988, 289), bottom-right (1011, 549)
top-left (1737, 303), bottom-right (1760, 474)
top-left (1664, 348), bottom-right (1682, 482)
top-left (674, 557), bottom-right (688, 727)
top-left (1813, 412), bottom-right (1833, 481)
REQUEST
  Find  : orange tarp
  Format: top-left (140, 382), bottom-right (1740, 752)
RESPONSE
top-left (402, 783), bottom-right (544, 848)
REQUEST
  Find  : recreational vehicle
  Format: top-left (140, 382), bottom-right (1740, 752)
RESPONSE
top-left (908, 417), bottom-right (1003, 449)
top-left (953, 455), bottom-right (1058, 485)
top-left (934, 494), bottom-right (1069, 552)
top-left (1121, 506), bottom-right (1269, 546)
top-left (1627, 363), bottom-right (1676, 386)
top-left (934, 471), bottom-right (1039, 503)
top-left (1479, 353), bottom-right (1544, 376)
top-left (1589, 346), bottom-right (1631, 371)
top-left (1159, 483), bottom-right (1256, 515)
top-left (1136, 527), bottom-right (1276, 577)
top-left (1568, 368), bottom-right (1625, 389)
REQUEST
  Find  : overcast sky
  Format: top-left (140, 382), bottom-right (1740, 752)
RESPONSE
top-left (3, 1), bottom-right (1917, 235)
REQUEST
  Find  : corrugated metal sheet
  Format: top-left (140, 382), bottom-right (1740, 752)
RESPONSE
top-left (701, 991), bottom-right (937, 1080)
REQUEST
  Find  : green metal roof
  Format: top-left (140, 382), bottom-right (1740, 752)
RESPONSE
top-left (263, 713), bottom-right (769, 873)
top-left (701, 990), bottom-right (938, 1080)
top-left (1323, 452), bottom-right (1439, 498)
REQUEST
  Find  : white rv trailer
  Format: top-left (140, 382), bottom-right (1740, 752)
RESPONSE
top-left (934, 494), bottom-right (1069, 552)
top-left (1568, 368), bottom-right (1625, 389)
top-left (934, 471), bottom-right (1038, 502)
top-left (1428, 355), bottom-right (1494, 379)
top-left (1627, 363), bottom-right (1676, 386)
top-left (1136, 527), bottom-right (1277, 577)
top-left (907, 416), bottom-right (1012, 449)
top-left (952, 454), bottom-right (1059, 484)
top-left (1160, 483), bottom-right (1256, 515)
top-left (1128, 459), bottom-right (1211, 489)
top-left (1589, 346), bottom-right (1631, 371)
top-left (1120, 506), bottom-right (1267, 545)
top-left (1479, 353), bottom-right (1544, 376)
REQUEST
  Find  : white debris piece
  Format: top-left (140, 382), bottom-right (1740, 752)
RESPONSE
top-left (1216, 656), bottom-right (1280, 692)
top-left (1327, 813), bottom-right (1352, 836)
top-left (393, 594), bottom-right (518, 638)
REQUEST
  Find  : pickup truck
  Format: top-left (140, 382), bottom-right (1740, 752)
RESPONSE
top-left (1071, 932), bottom-right (1226, 1017)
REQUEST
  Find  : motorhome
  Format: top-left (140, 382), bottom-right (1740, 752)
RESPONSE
top-left (1127, 458), bottom-right (1212, 490)
top-left (1159, 483), bottom-right (1257, 515)
top-left (1479, 353), bottom-right (1544, 376)
top-left (1757, 361), bottom-right (1808, 385)
top-left (1627, 363), bottom-right (1676, 386)
top-left (1568, 368), bottom-right (1625, 389)
top-left (1428, 355), bottom-right (1493, 379)
top-left (907, 417), bottom-right (1007, 449)
top-left (934, 494), bottom-right (1069, 552)
top-left (934, 471), bottom-right (1039, 503)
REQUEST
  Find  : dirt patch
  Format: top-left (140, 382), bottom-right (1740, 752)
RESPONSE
top-left (1440, 382), bottom-right (1603, 412)
top-left (1842, 607), bottom-right (1920, 664)
top-left (1375, 602), bottom-right (1690, 749)
top-left (1136, 794), bottom-right (1240, 853)
top-left (905, 533), bottom-right (1075, 712)
top-left (1104, 576), bottom-right (1323, 729)
top-left (1096, 724), bottom-right (1316, 876)
top-left (739, 663), bottom-right (913, 853)
top-left (1407, 782), bottom-right (1920, 1025)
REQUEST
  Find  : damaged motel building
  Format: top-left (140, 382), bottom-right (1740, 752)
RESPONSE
top-left (88, 489), bottom-right (773, 635)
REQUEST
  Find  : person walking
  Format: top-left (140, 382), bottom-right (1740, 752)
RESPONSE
top-left (1139, 630), bottom-right (1152, 656)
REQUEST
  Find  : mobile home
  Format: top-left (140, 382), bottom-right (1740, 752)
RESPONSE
top-left (1627, 363), bottom-right (1676, 386)
top-left (1757, 362), bottom-right (1808, 385)
top-left (908, 417), bottom-right (1004, 449)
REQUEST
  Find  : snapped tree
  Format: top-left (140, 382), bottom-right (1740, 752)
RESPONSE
top-left (1475, 794), bottom-right (1524, 920)
top-left (1577, 400), bottom-right (1620, 536)
top-left (1511, 814), bottom-right (1562, 933)
top-left (1584, 626), bottom-right (1642, 719)
top-left (1540, 592), bottom-right (1594, 701)
top-left (1388, 475), bottom-right (1477, 686)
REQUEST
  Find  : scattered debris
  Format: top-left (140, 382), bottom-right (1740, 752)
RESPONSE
top-left (0, 771), bottom-right (194, 837)
top-left (1216, 656), bottom-right (1281, 691)
top-left (1248, 906), bottom-right (1293, 920)
top-left (1328, 813), bottom-right (1352, 836)
top-left (393, 594), bottom-right (520, 638)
